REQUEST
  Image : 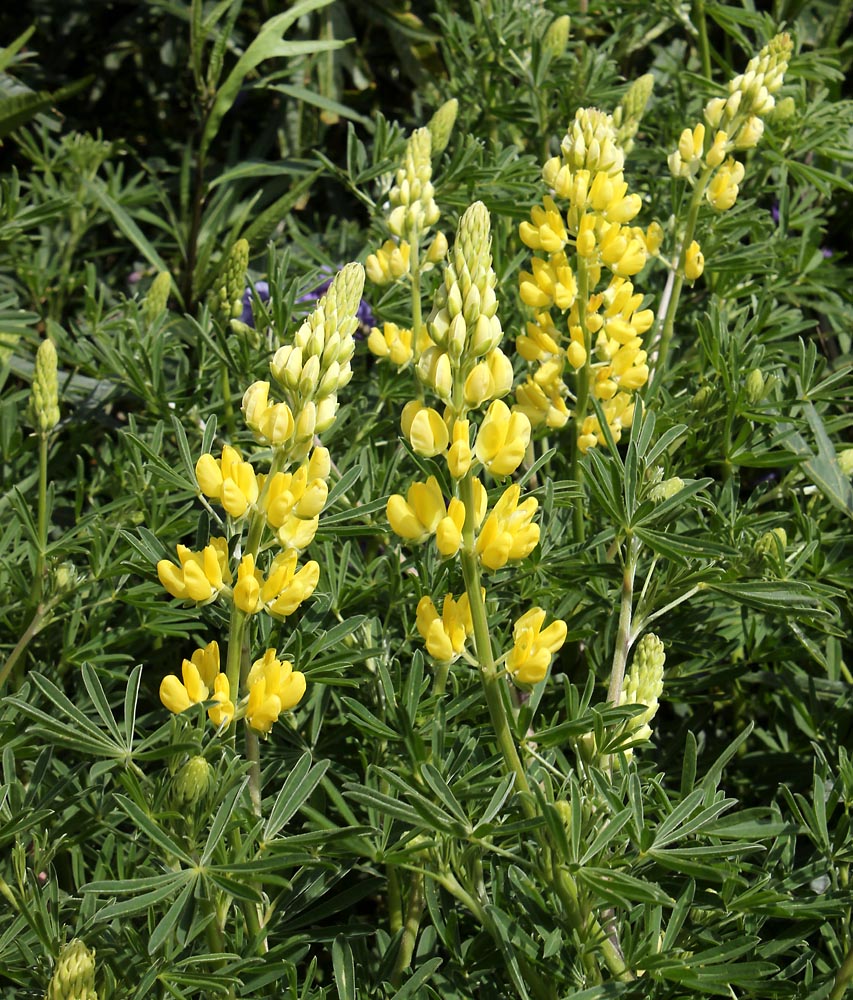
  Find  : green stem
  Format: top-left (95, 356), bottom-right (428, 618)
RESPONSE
top-left (693, 0), bottom-right (712, 80)
top-left (33, 433), bottom-right (49, 605)
top-left (390, 873), bottom-right (425, 985)
top-left (606, 536), bottom-right (639, 708)
top-left (0, 600), bottom-right (53, 693)
top-left (388, 867), bottom-right (403, 936)
top-left (830, 945), bottom-right (853, 1000)
top-left (571, 259), bottom-right (591, 542)
top-left (457, 471), bottom-right (632, 983)
top-left (647, 167), bottom-right (713, 400)
top-left (459, 475), bottom-right (533, 806)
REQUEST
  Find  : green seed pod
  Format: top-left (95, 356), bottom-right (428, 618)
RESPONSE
top-left (837, 448), bottom-right (853, 476)
top-left (427, 98), bottom-right (458, 157)
top-left (46, 939), bottom-right (97, 1000)
top-left (143, 271), bottom-right (171, 325)
top-left (173, 756), bottom-right (213, 805)
top-left (28, 338), bottom-right (60, 434)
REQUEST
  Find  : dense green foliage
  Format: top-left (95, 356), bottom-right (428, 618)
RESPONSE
top-left (1, 1), bottom-right (852, 998)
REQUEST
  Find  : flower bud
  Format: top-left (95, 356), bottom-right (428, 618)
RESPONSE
top-left (744, 367), bottom-right (765, 404)
top-left (28, 338), bottom-right (60, 434)
top-left (542, 15), bottom-right (571, 60)
top-left (143, 271), bottom-right (171, 324)
top-left (426, 98), bottom-right (458, 157)
top-left (46, 939), bottom-right (97, 1000)
top-left (684, 240), bottom-right (704, 281)
top-left (173, 755), bottom-right (213, 805)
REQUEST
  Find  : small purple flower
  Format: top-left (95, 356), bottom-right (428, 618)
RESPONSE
top-left (240, 281), bottom-right (270, 327)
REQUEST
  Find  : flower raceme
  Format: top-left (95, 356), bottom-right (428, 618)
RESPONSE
top-left (516, 107), bottom-right (654, 451)
top-left (506, 608), bottom-right (568, 685)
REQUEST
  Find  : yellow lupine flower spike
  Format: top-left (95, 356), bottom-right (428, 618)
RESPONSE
top-left (506, 609), bottom-right (567, 685)
top-left (196, 445), bottom-right (259, 518)
top-left (157, 538), bottom-right (230, 603)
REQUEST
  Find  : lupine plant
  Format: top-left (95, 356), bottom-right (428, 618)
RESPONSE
top-left (2, 2), bottom-right (853, 999)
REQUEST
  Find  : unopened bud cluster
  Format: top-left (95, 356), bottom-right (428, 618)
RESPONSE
top-left (158, 261), bottom-right (362, 737)
top-left (386, 202), bottom-right (566, 684)
top-left (212, 238), bottom-right (249, 323)
top-left (366, 117), bottom-right (454, 369)
top-left (29, 338), bottom-right (60, 434)
top-left (667, 34), bottom-right (792, 276)
top-left (243, 263), bottom-right (364, 459)
top-left (612, 74), bottom-right (654, 154)
top-left (517, 108), bottom-right (655, 451)
top-left (46, 939), bottom-right (97, 1000)
top-left (619, 633), bottom-right (666, 748)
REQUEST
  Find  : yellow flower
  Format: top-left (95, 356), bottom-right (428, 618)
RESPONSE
top-left (406, 404), bottom-right (450, 457)
top-left (684, 240), bottom-right (705, 280)
top-left (516, 313), bottom-right (562, 363)
top-left (447, 419), bottom-right (472, 478)
top-left (463, 348), bottom-right (513, 407)
top-left (196, 445), bottom-right (258, 518)
top-left (157, 537), bottom-right (231, 603)
top-left (519, 254), bottom-right (578, 311)
top-left (519, 195), bottom-right (568, 253)
top-left (475, 484), bottom-right (539, 570)
top-left (242, 381), bottom-right (294, 446)
top-left (246, 649), bottom-right (306, 733)
top-left (365, 239), bottom-right (411, 284)
top-left (416, 592), bottom-right (475, 662)
top-left (386, 475), bottom-right (447, 542)
top-left (208, 674), bottom-right (234, 728)
top-left (435, 497), bottom-right (466, 558)
top-left (475, 399), bottom-right (531, 477)
top-left (706, 159), bottom-right (745, 211)
top-left (261, 550), bottom-right (320, 617)
top-left (233, 553), bottom-right (263, 614)
top-left (506, 608), bottom-right (567, 685)
top-left (160, 640), bottom-right (221, 713)
top-left (368, 322), bottom-right (414, 367)
top-left (514, 379), bottom-right (570, 430)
